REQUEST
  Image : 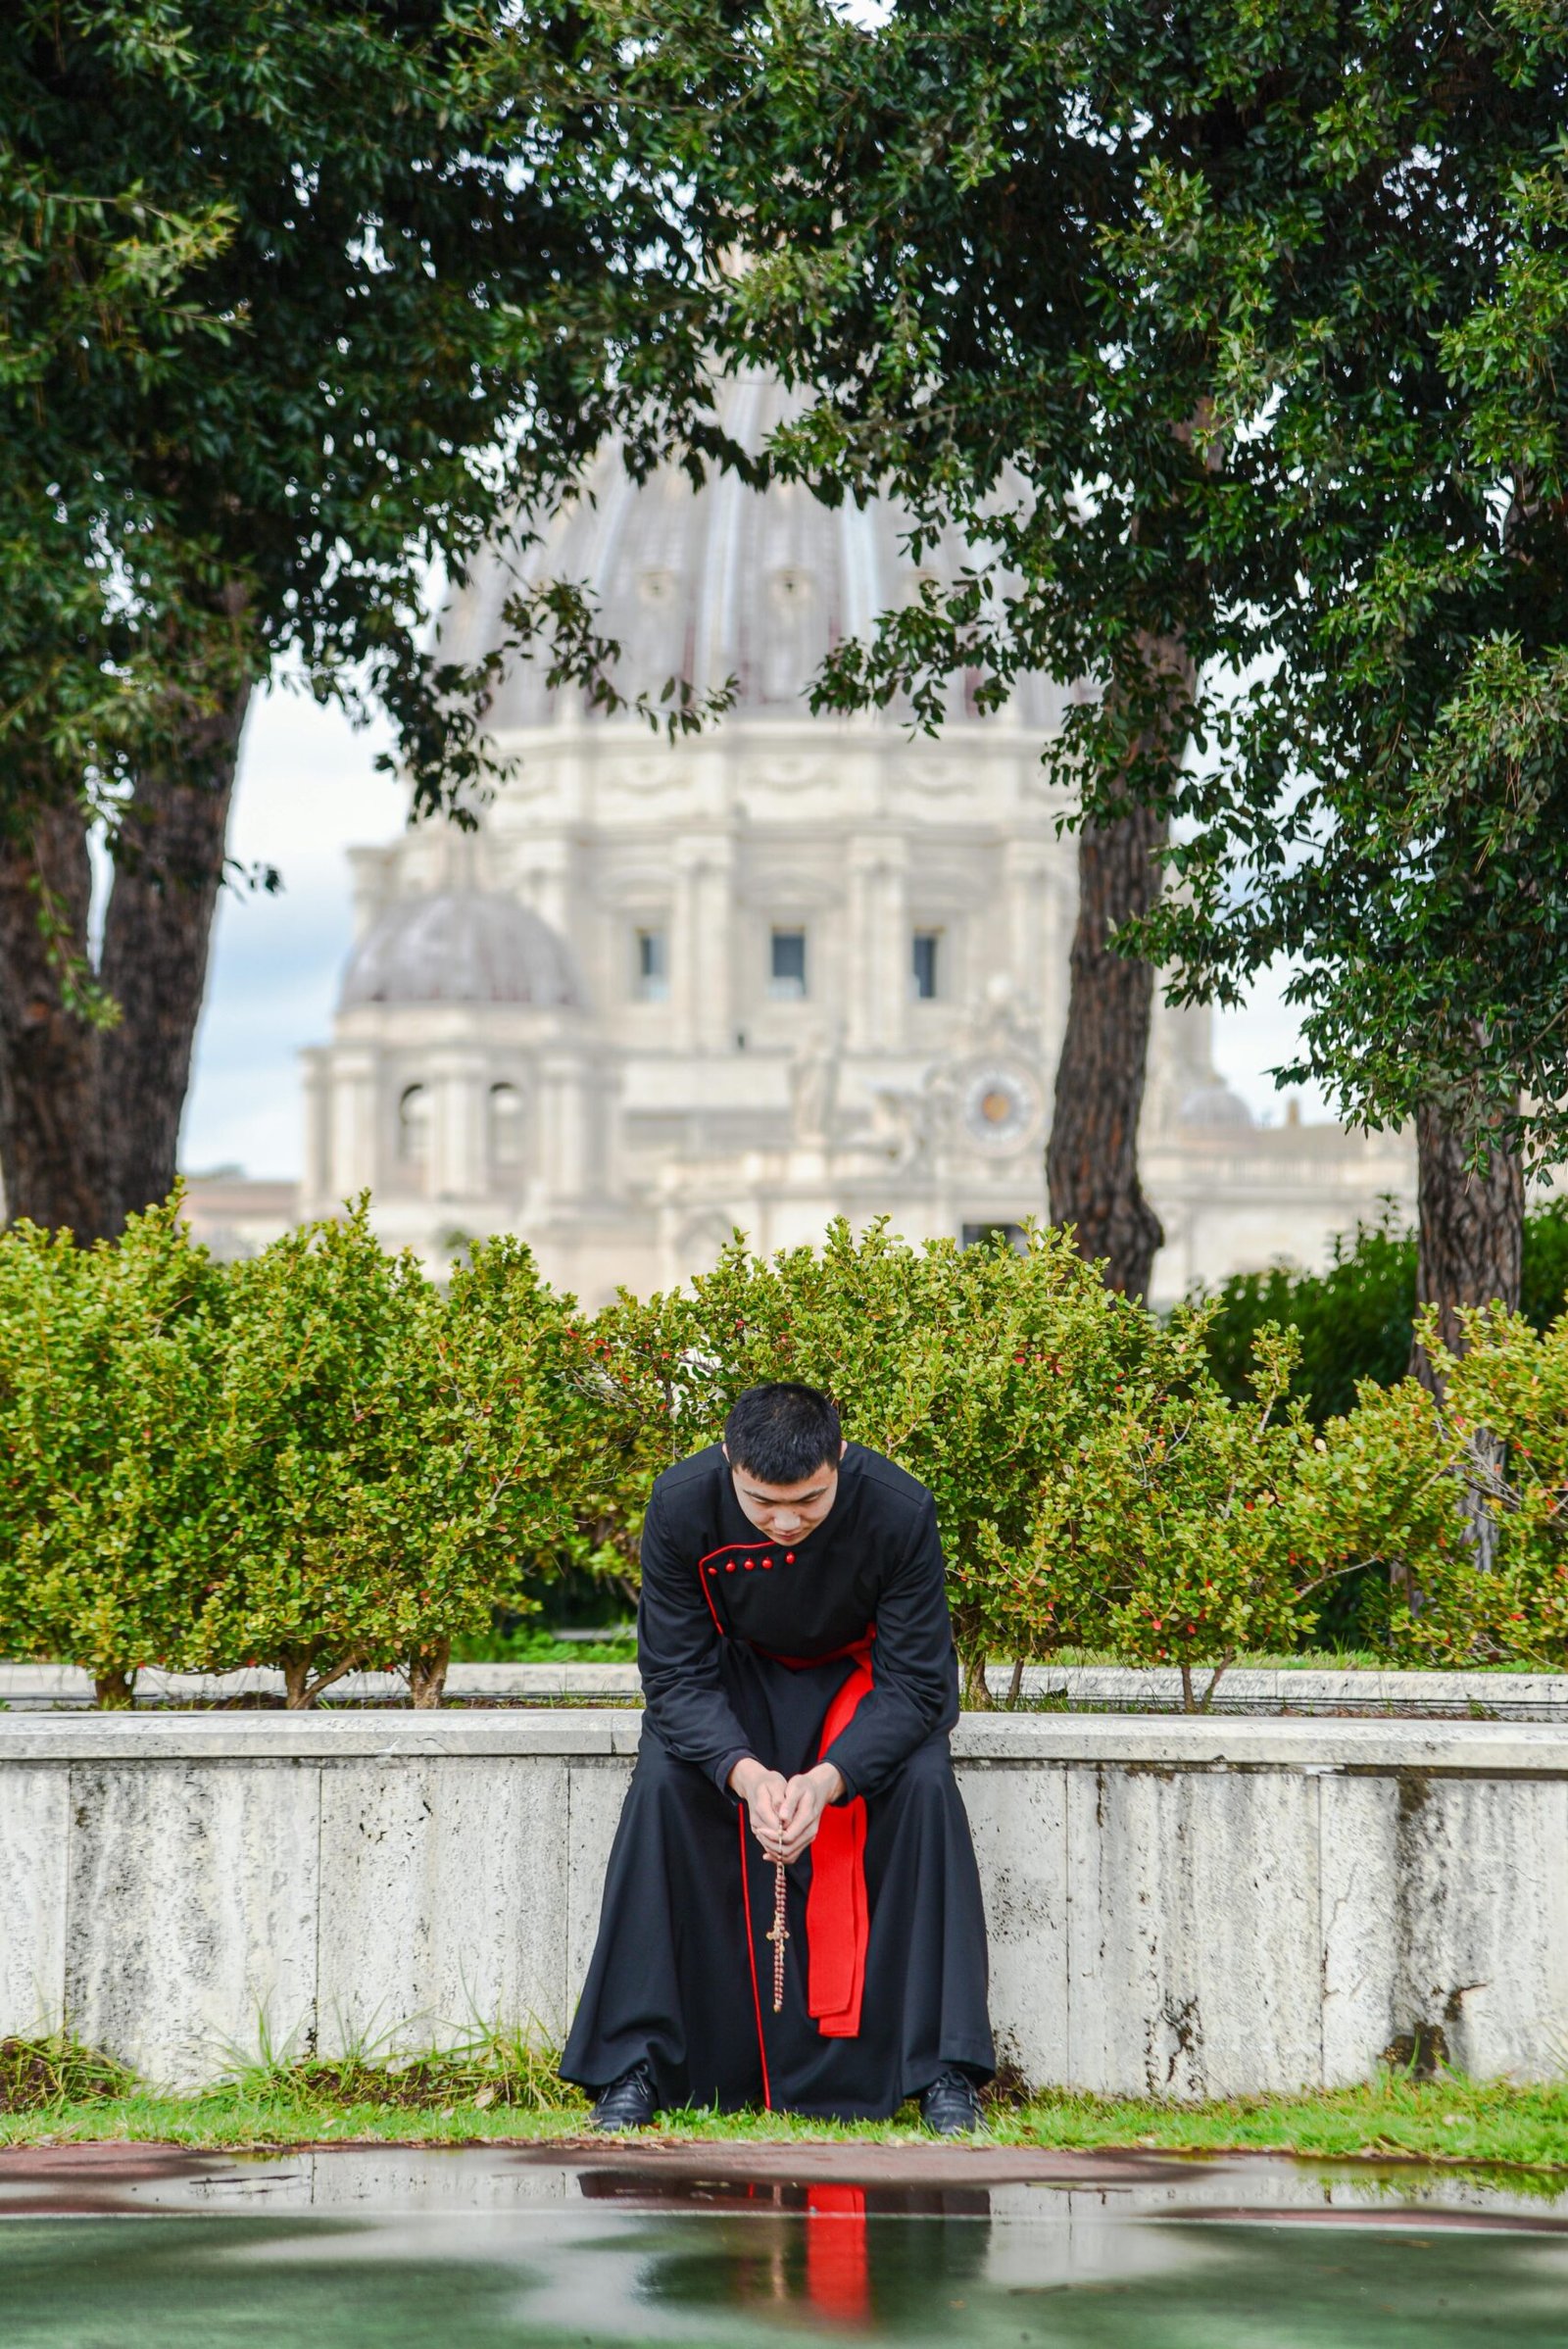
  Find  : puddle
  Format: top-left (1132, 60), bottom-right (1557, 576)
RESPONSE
top-left (1, 2144), bottom-right (1565, 2344)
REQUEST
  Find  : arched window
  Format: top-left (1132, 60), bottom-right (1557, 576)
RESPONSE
top-left (397, 1084), bottom-right (432, 1191)
top-left (489, 1083), bottom-right (525, 1181)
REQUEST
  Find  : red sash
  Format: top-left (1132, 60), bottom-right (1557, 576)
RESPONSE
top-left (759, 1631), bottom-right (875, 2039)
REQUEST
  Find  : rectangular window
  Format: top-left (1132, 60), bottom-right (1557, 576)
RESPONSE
top-left (634, 926), bottom-right (669, 1003)
top-left (911, 929), bottom-right (942, 1001)
top-left (769, 927), bottom-right (808, 1001)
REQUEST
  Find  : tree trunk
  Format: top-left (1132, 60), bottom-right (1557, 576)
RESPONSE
top-left (960, 1646), bottom-right (992, 1709)
top-left (0, 801), bottom-right (114, 1238)
top-left (1411, 1097), bottom-right (1523, 1572)
top-left (1047, 629), bottom-right (1192, 1302)
top-left (1047, 799), bottom-right (1168, 1300)
top-left (408, 1639), bottom-right (452, 1709)
top-left (1410, 1098), bottom-right (1524, 1387)
top-left (0, 674), bottom-right (250, 1237)
top-left (99, 678), bottom-right (251, 1220)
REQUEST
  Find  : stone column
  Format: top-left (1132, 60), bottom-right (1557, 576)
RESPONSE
top-left (1004, 842), bottom-right (1051, 1007)
top-left (539, 1047), bottom-right (609, 1206)
top-left (1040, 868), bottom-right (1071, 1064)
top-left (846, 833), bottom-right (906, 1052)
top-left (326, 1048), bottom-right (379, 1199)
top-left (429, 1050), bottom-right (488, 1200)
top-left (879, 837), bottom-right (910, 1052)
top-left (671, 856), bottom-right (700, 1052)
top-left (299, 1049), bottom-right (329, 1215)
top-left (845, 849), bottom-right (875, 1053)
top-left (673, 833), bottom-right (735, 1053)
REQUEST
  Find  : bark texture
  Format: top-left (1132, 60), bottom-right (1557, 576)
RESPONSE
top-left (1048, 627), bottom-right (1193, 1302)
top-left (1411, 1097), bottom-right (1524, 1388)
top-left (1411, 1097), bottom-right (1524, 1574)
top-left (408, 1639), bottom-right (452, 1709)
top-left (0, 674), bottom-right (249, 1238)
top-left (0, 800), bottom-right (112, 1237)
top-left (99, 679), bottom-right (250, 1221)
top-left (1047, 798), bottom-right (1168, 1298)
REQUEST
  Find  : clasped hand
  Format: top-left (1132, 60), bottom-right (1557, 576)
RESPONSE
top-left (728, 1756), bottom-right (844, 1865)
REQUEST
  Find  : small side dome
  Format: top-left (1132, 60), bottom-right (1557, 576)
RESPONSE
top-left (340, 891), bottom-right (585, 1010)
top-left (1177, 1079), bottom-right (1254, 1131)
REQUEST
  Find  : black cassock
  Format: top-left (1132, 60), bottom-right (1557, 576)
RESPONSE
top-left (561, 1442), bottom-right (995, 2119)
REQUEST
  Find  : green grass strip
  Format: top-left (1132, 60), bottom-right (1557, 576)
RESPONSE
top-left (4, 2072), bottom-right (1567, 2174)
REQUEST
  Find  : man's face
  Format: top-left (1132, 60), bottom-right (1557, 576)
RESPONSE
top-left (724, 1441), bottom-right (847, 1542)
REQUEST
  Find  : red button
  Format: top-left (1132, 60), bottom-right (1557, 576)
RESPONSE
top-left (762, 1558), bottom-right (773, 1569)
top-left (785, 1552), bottom-right (796, 1564)
top-left (745, 1558), bottom-right (756, 1570)
top-left (707, 1565), bottom-right (717, 1576)
top-left (726, 1561), bottom-right (736, 1572)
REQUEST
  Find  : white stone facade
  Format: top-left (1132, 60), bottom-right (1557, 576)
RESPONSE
top-left (300, 378), bottom-right (1412, 1304)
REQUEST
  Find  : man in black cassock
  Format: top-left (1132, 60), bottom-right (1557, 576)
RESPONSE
top-left (561, 1382), bottom-right (994, 2132)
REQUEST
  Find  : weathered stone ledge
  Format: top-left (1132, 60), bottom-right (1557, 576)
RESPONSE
top-left (2, 1705), bottom-right (1566, 1773)
top-left (5, 1658), bottom-right (1566, 1716)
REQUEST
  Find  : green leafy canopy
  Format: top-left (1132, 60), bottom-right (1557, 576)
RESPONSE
top-left (585, 0), bottom-right (1568, 1165)
top-left (0, 1), bottom-right (731, 837)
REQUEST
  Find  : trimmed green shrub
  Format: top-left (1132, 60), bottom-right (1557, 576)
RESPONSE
top-left (1199, 1199), bottom-right (1568, 1423)
top-left (1369, 1305), bottom-right (1568, 1669)
top-left (586, 1220), bottom-right (1568, 1694)
top-left (0, 1200), bottom-right (228, 1704)
top-left (194, 1209), bottom-right (593, 1705)
top-left (993, 1325), bottom-right (1340, 1706)
top-left (0, 1201), bottom-right (598, 1705)
top-left (8, 1199), bottom-right (1568, 1705)
top-left (585, 1219), bottom-right (1288, 1696)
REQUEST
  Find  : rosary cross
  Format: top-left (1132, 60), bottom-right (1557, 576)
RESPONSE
top-left (766, 1857), bottom-right (789, 2013)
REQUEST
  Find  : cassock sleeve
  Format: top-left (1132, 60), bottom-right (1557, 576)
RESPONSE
top-left (636, 1489), bottom-right (753, 1795)
top-left (821, 1493), bottom-right (956, 1800)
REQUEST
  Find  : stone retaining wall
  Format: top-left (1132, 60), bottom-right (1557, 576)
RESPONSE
top-left (3, 1710), bottom-right (1563, 2099)
top-left (7, 1659), bottom-right (1568, 1716)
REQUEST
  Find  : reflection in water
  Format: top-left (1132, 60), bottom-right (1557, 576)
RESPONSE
top-left (4, 2163), bottom-right (1568, 2347)
top-left (581, 2175), bottom-right (991, 2332)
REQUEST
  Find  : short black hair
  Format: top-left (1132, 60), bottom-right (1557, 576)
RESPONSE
top-left (723, 1383), bottom-right (842, 1486)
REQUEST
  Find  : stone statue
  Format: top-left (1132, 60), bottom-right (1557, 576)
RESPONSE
top-left (866, 1064), bottom-right (958, 1173)
top-left (788, 1023), bottom-right (843, 1147)
top-left (971, 969), bottom-right (1038, 1055)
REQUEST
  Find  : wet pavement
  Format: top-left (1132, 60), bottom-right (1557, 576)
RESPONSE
top-left (2, 2141), bottom-right (1566, 2344)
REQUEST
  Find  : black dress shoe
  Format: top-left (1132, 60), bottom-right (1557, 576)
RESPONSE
top-left (918, 2068), bottom-right (982, 2135)
top-left (589, 2060), bottom-right (659, 2132)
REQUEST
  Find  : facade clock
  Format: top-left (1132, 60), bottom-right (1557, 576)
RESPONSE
top-left (958, 1061), bottom-right (1042, 1154)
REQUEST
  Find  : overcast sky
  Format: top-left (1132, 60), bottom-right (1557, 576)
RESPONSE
top-left (179, 686), bottom-right (1332, 1181)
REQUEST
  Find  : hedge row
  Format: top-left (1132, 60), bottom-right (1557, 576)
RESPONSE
top-left (1199, 1199), bottom-right (1568, 1424)
top-left (2, 1200), bottom-right (1567, 1706)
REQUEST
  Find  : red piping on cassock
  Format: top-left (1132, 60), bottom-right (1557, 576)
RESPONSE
top-left (738, 1804), bottom-right (773, 2110)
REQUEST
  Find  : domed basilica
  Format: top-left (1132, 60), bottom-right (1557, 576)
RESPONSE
top-left (301, 377), bottom-right (1411, 1305)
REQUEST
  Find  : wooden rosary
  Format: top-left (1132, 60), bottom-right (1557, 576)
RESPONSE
top-left (765, 1857), bottom-right (789, 2012)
